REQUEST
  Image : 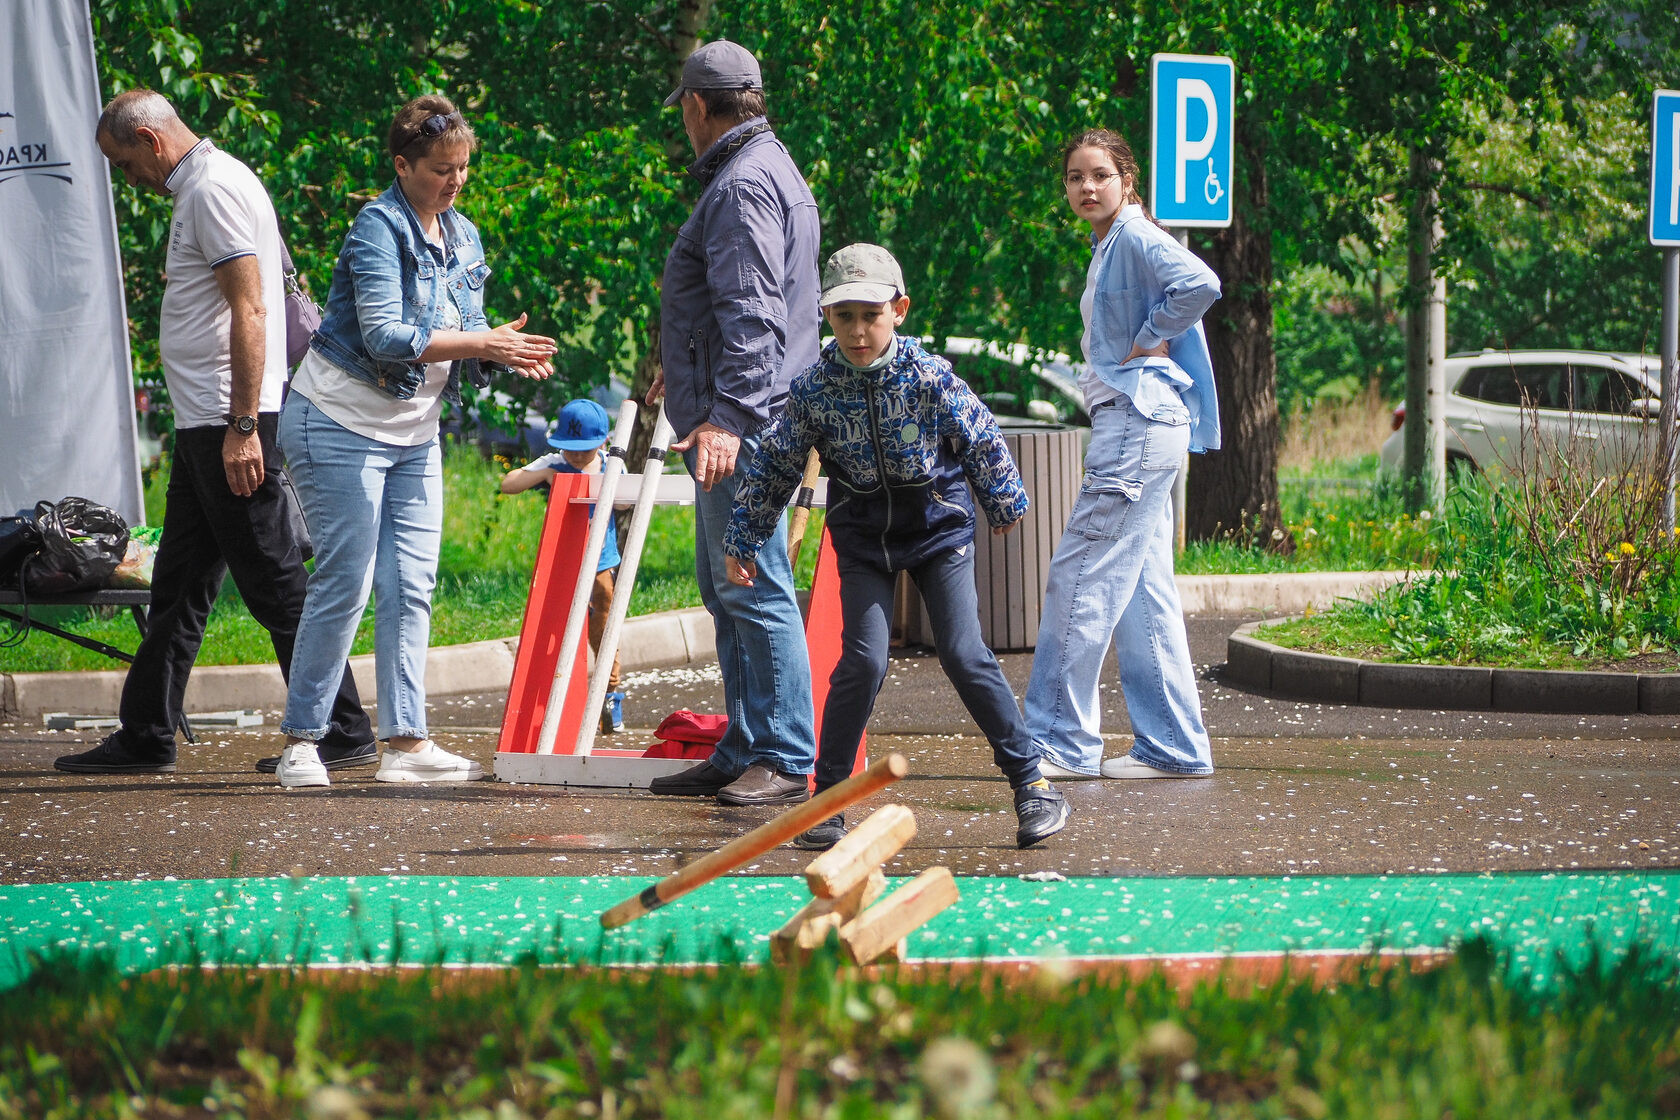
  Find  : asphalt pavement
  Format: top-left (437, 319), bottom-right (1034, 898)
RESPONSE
top-left (3, 613), bottom-right (1675, 887)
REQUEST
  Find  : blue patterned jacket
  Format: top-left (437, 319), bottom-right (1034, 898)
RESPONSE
top-left (725, 335), bottom-right (1028, 571)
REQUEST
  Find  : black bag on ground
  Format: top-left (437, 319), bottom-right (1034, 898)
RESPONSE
top-left (0, 515), bottom-right (40, 589)
top-left (20, 497), bottom-right (131, 595)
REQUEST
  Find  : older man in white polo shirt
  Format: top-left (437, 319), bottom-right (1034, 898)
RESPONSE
top-left (55, 90), bottom-right (373, 776)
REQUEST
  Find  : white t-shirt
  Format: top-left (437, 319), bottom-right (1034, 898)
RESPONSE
top-left (289, 296), bottom-right (459, 446)
top-left (158, 140), bottom-right (287, 429)
top-left (1078, 228), bottom-right (1121, 412)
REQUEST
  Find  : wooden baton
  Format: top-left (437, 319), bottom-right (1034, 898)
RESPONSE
top-left (785, 448), bottom-right (823, 570)
top-left (599, 752), bottom-right (909, 929)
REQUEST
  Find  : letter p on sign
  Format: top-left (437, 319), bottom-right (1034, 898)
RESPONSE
top-left (1150, 54), bottom-right (1235, 229)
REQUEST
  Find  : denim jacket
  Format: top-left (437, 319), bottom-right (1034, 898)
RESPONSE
top-left (310, 180), bottom-right (496, 406)
top-left (659, 117), bottom-right (822, 439)
top-left (1089, 206), bottom-right (1222, 452)
top-left (725, 335), bottom-right (1027, 572)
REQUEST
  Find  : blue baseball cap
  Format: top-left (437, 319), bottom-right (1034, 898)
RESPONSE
top-left (547, 399), bottom-right (611, 451)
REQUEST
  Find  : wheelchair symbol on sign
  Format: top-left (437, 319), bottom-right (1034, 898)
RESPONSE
top-left (1203, 158), bottom-right (1224, 206)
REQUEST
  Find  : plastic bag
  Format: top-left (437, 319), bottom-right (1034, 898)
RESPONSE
top-left (20, 497), bottom-right (131, 595)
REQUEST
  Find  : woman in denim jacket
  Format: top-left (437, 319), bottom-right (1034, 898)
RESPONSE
top-left (272, 95), bottom-right (555, 789)
top-left (1025, 128), bottom-right (1220, 783)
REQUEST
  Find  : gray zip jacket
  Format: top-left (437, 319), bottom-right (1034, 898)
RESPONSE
top-left (659, 117), bottom-right (822, 439)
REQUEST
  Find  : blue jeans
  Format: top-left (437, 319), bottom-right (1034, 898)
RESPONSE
top-left (817, 547), bottom-right (1040, 791)
top-left (1024, 398), bottom-right (1213, 775)
top-left (688, 442), bottom-right (816, 776)
top-left (277, 394), bottom-right (443, 741)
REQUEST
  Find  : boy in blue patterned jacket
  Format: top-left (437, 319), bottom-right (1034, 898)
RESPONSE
top-left (724, 243), bottom-right (1070, 850)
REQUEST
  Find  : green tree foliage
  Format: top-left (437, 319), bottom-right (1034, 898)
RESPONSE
top-left (92, 0), bottom-right (1678, 537)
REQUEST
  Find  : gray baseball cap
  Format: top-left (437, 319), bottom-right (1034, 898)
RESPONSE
top-left (820, 243), bottom-right (906, 306)
top-left (663, 40), bottom-right (763, 108)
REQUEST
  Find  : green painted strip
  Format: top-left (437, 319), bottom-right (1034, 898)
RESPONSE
top-left (2, 871), bottom-right (1675, 990)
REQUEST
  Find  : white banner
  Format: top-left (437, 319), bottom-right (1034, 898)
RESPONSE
top-left (0, 0), bottom-right (144, 526)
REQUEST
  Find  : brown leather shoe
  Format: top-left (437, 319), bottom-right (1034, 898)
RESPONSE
top-left (648, 758), bottom-right (736, 796)
top-left (717, 763), bottom-right (810, 806)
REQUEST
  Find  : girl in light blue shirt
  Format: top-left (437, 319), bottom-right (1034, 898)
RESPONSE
top-left (1025, 128), bottom-right (1220, 781)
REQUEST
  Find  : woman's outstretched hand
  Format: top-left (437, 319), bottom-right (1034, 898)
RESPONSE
top-left (487, 313), bottom-right (557, 378)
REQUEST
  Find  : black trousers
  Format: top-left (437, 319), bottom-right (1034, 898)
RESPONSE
top-left (118, 415), bottom-right (373, 756)
top-left (814, 546), bottom-right (1041, 793)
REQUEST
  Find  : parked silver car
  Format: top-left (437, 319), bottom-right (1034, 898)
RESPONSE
top-left (929, 336), bottom-right (1092, 434)
top-left (1379, 349), bottom-right (1665, 477)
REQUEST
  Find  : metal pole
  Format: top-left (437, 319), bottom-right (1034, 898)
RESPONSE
top-left (535, 399), bottom-right (639, 756)
top-left (1662, 246), bottom-right (1679, 534)
top-left (1171, 228), bottom-right (1190, 553)
top-left (575, 407), bottom-right (675, 758)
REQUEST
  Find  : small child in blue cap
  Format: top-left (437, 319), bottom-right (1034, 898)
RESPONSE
top-left (501, 398), bottom-right (625, 733)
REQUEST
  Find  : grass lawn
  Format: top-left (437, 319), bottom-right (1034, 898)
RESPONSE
top-left (0, 448), bottom-right (825, 673)
top-left (1, 937), bottom-right (1675, 1117)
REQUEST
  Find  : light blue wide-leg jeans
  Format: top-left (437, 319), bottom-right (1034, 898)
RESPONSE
top-left (1023, 398), bottom-right (1213, 775)
top-left (278, 394), bottom-right (443, 742)
top-left (686, 441), bottom-right (816, 776)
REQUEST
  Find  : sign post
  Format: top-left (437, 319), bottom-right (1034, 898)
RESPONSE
top-left (1151, 53), bottom-right (1235, 550)
top-left (1651, 89), bottom-right (1679, 533)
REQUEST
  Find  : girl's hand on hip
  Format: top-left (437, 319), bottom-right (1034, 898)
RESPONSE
top-left (1124, 340), bottom-right (1169, 363)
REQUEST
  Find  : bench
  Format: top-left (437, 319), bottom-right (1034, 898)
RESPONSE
top-left (0, 587), bottom-right (194, 740)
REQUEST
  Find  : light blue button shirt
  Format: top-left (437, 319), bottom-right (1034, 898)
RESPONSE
top-left (1086, 205), bottom-right (1223, 453)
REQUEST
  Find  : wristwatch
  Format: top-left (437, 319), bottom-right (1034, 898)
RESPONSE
top-left (226, 414), bottom-right (258, 435)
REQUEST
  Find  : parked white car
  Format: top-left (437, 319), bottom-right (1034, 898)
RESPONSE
top-left (1378, 349), bottom-right (1665, 477)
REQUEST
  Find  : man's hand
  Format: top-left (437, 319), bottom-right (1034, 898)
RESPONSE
top-left (644, 371), bottom-right (665, 405)
top-left (726, 555), bottom-right (757, 587)
top-left (223, 427), bottom-right (265, 497)
top-left (1124, 340), bottom-right (1170, 363)
top-left (671, 422), bottom-right (740, 491)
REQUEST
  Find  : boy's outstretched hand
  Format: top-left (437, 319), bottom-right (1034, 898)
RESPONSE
top-left (726, 555), bottom-right (757, 587)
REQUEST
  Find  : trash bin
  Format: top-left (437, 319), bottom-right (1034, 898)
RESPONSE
top-left (895, 422), bottom-right (1084, 652)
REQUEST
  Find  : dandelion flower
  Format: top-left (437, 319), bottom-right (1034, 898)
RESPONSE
top-left (1419, 509), bottom-right (1433, 521)
top-left (919, 1037), bottom-right (996, 1118)
top-left (1270, 528), bottom-right (1285, 541)
top-left (1620, 542), bottom-right (1636, 555)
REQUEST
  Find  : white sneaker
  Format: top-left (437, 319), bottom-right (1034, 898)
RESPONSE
top-left (1099, 754), bottom-right (1209, 779)
top-left (276, 742), bottom-right (330, 788)
top-left (375, 741), bottom-right (484, 783)
top-left (1037, 758), bottom-right (1101, 781)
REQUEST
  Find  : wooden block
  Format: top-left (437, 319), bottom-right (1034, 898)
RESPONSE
top-left (804, 804), bottom-right (916, 900)
top-left (769, 870), bottom-right (887, 965)
top-left (838, 865), bottom-right (959, 966)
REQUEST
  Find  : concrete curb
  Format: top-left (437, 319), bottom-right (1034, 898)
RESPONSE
top-left (2, 573), bottom-right (1412, 722)
top-left (1225, 618), bottom-right (1672, 715)
top-left (3, 607), bottom-right (717, 722)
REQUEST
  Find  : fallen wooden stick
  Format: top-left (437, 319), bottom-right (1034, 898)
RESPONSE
top-left (599, 753), bottom-right (909, 929)
top-left (804, 804), bottom-right (916, 900)
top-left (769, 869), bottom-right (887, 965)
top-left (838, 865), bottom-right (959, 966)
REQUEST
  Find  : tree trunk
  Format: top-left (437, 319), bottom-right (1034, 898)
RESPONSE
top-left (1401, 144), bottom-right (1447, 513)
top-left (1189, 148), bottom-right (1289, 552)
top-left (628, 0), bottom-right (712, 470)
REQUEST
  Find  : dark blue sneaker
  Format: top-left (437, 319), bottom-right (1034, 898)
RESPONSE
top-left (1014, 783), bottom-right (1069, 848)
top-left (793, 813), bottom-right (847, 851)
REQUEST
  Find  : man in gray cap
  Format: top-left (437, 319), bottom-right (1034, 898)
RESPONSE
top-left (646, 39), bottom-right (820, 805)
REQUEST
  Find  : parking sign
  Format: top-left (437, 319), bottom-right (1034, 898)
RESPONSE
top-left (1653, 89), bottom-right (1680, 247)
top-left (1149, 53), bottom-right (1235, 228)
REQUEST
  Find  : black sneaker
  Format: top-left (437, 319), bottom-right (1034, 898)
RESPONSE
top-left (1014, 783), bottom-right (1070, 848)
top-left (793, 814), bottom-right (847, 851)
top-left (55, 733), bottom-right (176, 774)
top-left (648, 758), bottom-right (736, 796)
top-left (255, 740), bottom-right (378, 774)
